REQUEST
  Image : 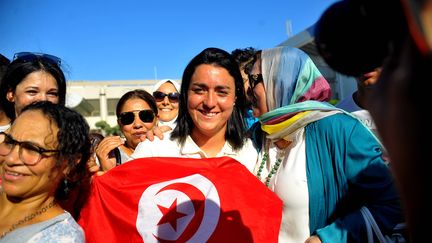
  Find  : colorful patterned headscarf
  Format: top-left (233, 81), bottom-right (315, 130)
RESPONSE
top-left (259, 46), bottom-right (338, 141)
top-left (261, 46), bottom-right (332, 110)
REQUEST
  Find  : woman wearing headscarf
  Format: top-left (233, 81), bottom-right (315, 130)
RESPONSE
top-left (248, 46), bottom-right (403, 242)
top-left (152, 79), bottom-right (180, 130)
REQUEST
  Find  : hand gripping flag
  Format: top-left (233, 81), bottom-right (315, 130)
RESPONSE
top-left (78, 157), bottom-right (282, 242)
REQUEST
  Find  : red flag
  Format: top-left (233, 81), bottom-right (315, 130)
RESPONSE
top-left (78, 157), bottom-right (282, 242)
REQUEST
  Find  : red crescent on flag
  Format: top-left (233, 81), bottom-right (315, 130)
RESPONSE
top-left (153, 183), bottom-right (206, 242)
top-left (136, 174), bottom-right (220, 242)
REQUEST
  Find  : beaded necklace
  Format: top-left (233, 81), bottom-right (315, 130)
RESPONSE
top-left (256, 145), bottom-right (286, 187)
top-left (0, 200), bottom-right (56, 239)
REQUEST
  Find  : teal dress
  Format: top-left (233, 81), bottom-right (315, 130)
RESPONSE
top-left (305, 114), bottom-right (403, 242)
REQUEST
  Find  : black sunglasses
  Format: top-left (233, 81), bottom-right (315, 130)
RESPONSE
top-left (248, 73), bottom-right (263, 88)
top-left (13, 52), bottom-right (62, 66)
top-left (118, 110), bottom-right (155, 125)
top-left (247, 73), bottom-right (263, 107)
top-left (153, 91), bottom-right (180, 102)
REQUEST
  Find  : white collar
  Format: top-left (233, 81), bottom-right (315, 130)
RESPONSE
top-left (180, 135), bottom-right (236, 157)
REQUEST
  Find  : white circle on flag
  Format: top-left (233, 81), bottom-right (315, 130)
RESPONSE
top-left (136, 174), bottom-right (220, 242)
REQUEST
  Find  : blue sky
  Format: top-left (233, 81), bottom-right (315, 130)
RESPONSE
top-left (0, 0), bottom-right (336, 81)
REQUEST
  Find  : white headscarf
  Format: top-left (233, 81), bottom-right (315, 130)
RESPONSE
top-left (152, 79), bottom-right (181, 93)
top-left (152, 79), bottom-right (181, 129)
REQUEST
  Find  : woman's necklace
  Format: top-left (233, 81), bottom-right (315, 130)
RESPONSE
top-left (0, 201), bottom-right (56, 239)
top-left (256, 148), bottom-right (286, 187)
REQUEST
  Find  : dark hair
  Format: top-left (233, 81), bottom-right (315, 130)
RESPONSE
top-left (21, 101), bottom-right (91, 217)
top-left (171, 47), bottom-right (248, 150)
top-left (0, 54), bottom-right (10, 77)
top-left (116, 89), bottom-right (158, 118)
top-left (315, 0), bottom-right (406, 76)
top-left (0, 54), bottom-right (10, 113)
top-left (89, 132), bottom-right (104, 154)
top-left (231, 47), bottom-right (257, 75)
top-left (0, 56), bottom-right (67, 120)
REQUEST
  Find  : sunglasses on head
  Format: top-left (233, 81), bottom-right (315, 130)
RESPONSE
top-left (153, 91), bottom-right (180, 102)
top-left (13, 52), bottom-right (62, 66)
top-left (118, 110), bottom-right (155, 125)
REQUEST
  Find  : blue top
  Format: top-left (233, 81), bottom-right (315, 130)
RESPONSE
top-left (336, 92), bottom-right (361, 112)
top-left (0, 212), bottom-right (84, 243)
top-left (244, 108), bottom-right (258, 129)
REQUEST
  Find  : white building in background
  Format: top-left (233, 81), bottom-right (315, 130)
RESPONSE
top-left (65, 79), bottom-right (167, 130)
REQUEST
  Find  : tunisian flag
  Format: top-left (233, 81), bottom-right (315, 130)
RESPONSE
top-left (78, 157), bottom-right (282, 242)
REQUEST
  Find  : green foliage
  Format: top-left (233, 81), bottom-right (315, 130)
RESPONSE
top-left (95, 120), bottom-right (121, 136)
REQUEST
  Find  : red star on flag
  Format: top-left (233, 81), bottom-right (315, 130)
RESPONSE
top-left (157, 198), bottom-right (187, 231)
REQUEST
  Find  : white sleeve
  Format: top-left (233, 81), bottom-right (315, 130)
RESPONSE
top-left (130, 139), bottom-right (160, 159)
top-left (130, 131), bottom-right (178, 160)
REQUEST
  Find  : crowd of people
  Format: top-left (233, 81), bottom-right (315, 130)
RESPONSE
top-left (0, 1), bottom-right (425, 238)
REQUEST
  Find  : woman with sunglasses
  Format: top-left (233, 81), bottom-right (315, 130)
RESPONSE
top-left (248, 46), bottom-right (404, 242)
top-left (0, 52), bottom-right (66, 125)
top-left (130, 47), bottom-right (257, 172)
top-left (93, 89), bottom-right (158, 171)
top-left (152, 79), bottom-right (180, 130)
top-left (0, 101), bottom-right (91, 242)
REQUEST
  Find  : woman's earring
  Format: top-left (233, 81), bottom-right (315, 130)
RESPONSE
top-left (63, 179), bottom-right (70, 195)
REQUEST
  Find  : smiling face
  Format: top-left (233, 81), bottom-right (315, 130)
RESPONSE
top-left (6, 71), bottom-right (60, 117)
top-left (0, 110), bottom-right (62, 199)
top-left (155, 82), bottom-right (179, 122)
top-left (118, 98), bottom-right (157, 149)
top-left (187, 64), bottom-right (236, 140)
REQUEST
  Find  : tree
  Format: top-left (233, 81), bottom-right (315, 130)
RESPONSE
top-left (95, 120), bottom-right (121, 136)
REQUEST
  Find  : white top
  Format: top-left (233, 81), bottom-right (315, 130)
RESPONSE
top-left (0, 123), bottom-right (11, 133)
top-left (158, 117), bottom-right (177, 130)
top-left (351, 110), bottom-right (376, 130)
top-left (255, 128), bottom-right (310, 243)
top-left (131, 131), bottom-right (258, 172)
top-left (337, 93), bottom-right (377, 131)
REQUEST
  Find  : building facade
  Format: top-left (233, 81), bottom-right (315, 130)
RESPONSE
top-left (66, 79), bottom-right (168, 130)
